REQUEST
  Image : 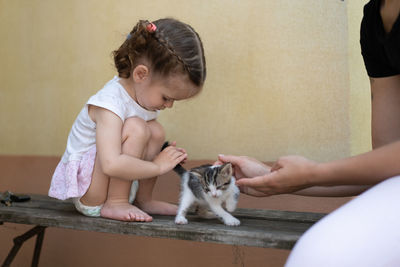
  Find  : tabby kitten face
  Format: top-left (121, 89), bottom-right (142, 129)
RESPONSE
top-left (190, 163), bottom-right (233, 198)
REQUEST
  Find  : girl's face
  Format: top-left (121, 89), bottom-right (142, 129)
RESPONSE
top-left (134, 69), bottom-right (200, 111)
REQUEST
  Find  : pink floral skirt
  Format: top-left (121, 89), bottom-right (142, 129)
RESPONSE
top-left (49, 146), bottom-right (96, 200)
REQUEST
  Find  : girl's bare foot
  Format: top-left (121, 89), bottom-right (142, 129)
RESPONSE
top-left (100, 201), bottom-right (153, 222)
top-left (135, 200), bottom-right (178, 216)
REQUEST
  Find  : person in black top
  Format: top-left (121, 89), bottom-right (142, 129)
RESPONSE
top-left (361, 0), bottom-right (400, 78)
top-left (361, 0), bottom-right (400, 153)
top-left (217, 1), bottom-right (400, 266)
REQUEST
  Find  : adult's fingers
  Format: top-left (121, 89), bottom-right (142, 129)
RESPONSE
top-left (239, 186), bottom-right (268, 197)
top-left (270, 161), bottom-right (282, 172)
top-left (235, 174), bottom-right (273, 188)
top-left (213, 160), bottom-right (223, 165)
top-left (218, 154), bottom-right (241, 164)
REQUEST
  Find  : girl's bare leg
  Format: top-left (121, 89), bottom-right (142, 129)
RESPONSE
top-left (134, 120), bottom-right (178, 215)
top-left (100, 117), bottom-right (153, 222)
top-left (80, 153), bottom-right (109, 206)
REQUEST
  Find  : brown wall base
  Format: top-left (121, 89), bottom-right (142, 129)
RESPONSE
top-left (0, 156), bottom-right (350, 267)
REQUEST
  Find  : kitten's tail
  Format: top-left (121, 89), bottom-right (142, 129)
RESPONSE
top-left (161, 141), bottom-right (187, 176)
top-left (173, 164), bottom-right (187, 176)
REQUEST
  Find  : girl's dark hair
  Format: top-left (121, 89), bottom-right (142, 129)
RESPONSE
top-left (113, 18), bottom-right (206, 87)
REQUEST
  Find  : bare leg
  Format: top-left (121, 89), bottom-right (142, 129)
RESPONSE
top-left (100, 117), bottom-right (153, 222)
top-left (134, 120), bottom-right (178, 215)
top-left (80, 152), bottom-right (109, 206)
top-left (285, 176), bottom-right (400, 267)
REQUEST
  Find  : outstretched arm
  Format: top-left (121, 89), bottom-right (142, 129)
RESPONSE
top-left (236, 141), bottom-right (400, 196)
top-left (218, 154), bottom-right (370, 197)
top-left (293, 185), bottom-right (371, 197)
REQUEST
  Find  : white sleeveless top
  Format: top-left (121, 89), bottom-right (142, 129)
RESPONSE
top-left (61, 76), bottom-right (159, 163)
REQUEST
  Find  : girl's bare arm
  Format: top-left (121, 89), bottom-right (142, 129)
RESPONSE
top-left (92, 106), bottom-right (186, 180)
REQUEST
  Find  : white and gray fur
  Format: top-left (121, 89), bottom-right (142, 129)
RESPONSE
top-left (173, 163), bottom-right (240, 226)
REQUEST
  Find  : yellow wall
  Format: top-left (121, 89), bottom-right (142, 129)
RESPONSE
top-left (0, 0), bottom-right (370, 161)
top-left (347, 0), bottom-right (372, 155)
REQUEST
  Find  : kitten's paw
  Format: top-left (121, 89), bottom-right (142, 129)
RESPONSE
top-left (224, 217), bottom-right (240, 226)
top-left (175, 215), bottom-right (188, 225)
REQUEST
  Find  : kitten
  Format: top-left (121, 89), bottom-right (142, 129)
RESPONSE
top-left (173, 162), bottom-right (241, 226)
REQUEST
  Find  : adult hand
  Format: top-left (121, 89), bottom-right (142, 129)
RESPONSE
top-left (216, 154), bottom-right (271, 197)
top-left (236, 155), bottom-right (318, 196)
top-left (216, 154), bottom-right (271, 179)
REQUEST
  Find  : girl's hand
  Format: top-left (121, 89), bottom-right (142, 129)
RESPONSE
top-left (236, 155), bottom-right (318, 196)
top-left (153, 142), bottom-right (187, 175)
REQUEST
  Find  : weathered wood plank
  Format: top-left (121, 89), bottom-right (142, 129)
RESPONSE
top-left (0, 194), bottom-right (326, 249)
top-left (9, 194), bottom-right (326, 223)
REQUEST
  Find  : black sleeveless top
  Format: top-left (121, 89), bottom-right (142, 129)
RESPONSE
top-left (360, 0), bottom-right (400, 77)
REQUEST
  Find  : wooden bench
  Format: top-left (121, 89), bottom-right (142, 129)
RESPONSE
top-left (0, 194), bottom-right (326, 267)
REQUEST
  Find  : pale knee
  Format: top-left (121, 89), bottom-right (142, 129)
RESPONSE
top-left (147, 120), bottom-right (165, 145)
top-left (123, 117), bottom-right (151, 143)
top-left (287, 212), bottom-right (367, 267)
top-left (286, 227), bottom-right (333, 267)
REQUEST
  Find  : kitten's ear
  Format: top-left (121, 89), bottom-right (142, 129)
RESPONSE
top-left (220, 163), bottom-right (233, 177)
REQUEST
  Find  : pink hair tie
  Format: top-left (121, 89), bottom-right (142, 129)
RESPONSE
top-left (146, 22), bottom-right (157, 33)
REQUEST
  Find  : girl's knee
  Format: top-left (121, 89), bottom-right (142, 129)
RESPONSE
top-left (147, 120), bottom-right (165, 144)
top-left (123, 117), bottom-right (151, 142)
top-left (286, 183), bottom-right (400, 267)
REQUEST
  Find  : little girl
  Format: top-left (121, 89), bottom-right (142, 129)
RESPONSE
top-left (49, 18), bottom-right (206, 222)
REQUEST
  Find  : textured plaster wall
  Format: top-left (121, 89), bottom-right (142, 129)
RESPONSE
top-left (347, 0), bottom-right (372, 155)
top-left (0, 0), bottom-right (369, 162)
